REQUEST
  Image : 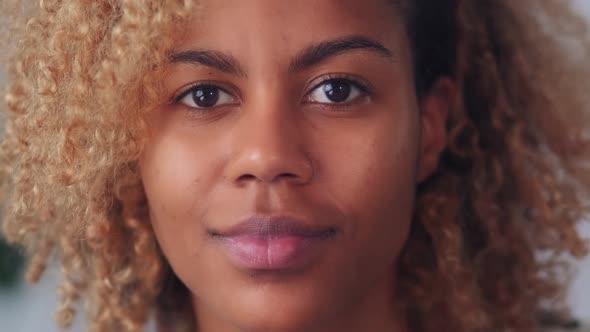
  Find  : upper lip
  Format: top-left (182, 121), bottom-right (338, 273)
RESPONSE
top-left (209, 214), bottom-right (338, 239)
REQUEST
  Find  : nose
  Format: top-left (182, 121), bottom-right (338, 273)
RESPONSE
top-left (224, 104), bottom-right (313, 187)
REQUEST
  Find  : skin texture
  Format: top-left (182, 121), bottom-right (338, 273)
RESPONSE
top-left (4, 1), bottom-right (590, 331)
top-left (139, 0), bottom-right (450, 331)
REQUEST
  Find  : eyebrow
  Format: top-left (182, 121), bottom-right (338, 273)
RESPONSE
top-left (168, 35), bottom-right (395, 77)
top-left (169, 50), bottom-right (247, 77)
top-left (289, 35), bottom-right (395, 72)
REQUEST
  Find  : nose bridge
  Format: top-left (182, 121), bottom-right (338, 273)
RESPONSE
top-left (225, 96), bottom-right (313, 185)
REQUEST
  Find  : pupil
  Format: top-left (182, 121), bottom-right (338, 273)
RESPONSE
top-left (193, 86), bottom-right (219, 107)
top-left (324, 80), bottom-right (351, 103)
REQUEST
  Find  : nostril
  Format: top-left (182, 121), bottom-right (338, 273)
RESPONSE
top-left (236, 172), bottom-right (299, 183)
top-left (228, 156), bottom-right (313, 185)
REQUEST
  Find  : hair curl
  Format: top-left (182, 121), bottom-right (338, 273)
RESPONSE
top-left (1, 1), bottom-right (590, 332)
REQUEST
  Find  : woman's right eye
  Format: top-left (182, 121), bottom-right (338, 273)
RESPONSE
top-left (176, 85), bottom-right (236, 109)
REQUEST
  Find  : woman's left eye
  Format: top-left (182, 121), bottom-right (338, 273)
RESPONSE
top-left (307, 79), bottom-right (365, 104)
top-left (176, 85), bottom-right (236, 109)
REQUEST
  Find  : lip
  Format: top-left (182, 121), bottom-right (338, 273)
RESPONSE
top-left (209, 215), bottom-right (338, 271)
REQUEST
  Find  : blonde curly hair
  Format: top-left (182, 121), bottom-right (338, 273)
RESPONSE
top-left (1, 1), bottom-right (590, 332)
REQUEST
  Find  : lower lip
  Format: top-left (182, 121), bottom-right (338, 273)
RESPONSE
top-left (216, 235), bottom-right (332, 270)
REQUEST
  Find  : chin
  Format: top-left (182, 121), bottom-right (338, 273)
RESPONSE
top-left (228, 284), bottom-right (334, 332)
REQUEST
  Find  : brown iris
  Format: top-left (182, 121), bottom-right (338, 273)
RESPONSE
top-left (323, 80), bottom-right (352, 103)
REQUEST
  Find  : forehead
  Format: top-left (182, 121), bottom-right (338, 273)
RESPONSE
top-left (177, 0), bottom-right (405, 60)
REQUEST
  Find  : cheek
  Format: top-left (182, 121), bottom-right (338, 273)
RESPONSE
top-left (313, 111), bottom-right (420, 266)
top-left (138, 98), bottom-right (421, 323)
top-left (138, 127), bottom-right (222, 263)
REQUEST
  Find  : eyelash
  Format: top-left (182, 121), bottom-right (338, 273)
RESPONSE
top-left (171, 74), bottom-right (370, 110)
top-left (172, 81), bottom-right (236, 103)
top-left (304, 74), bottom-right (370, 106)
top-left (309, 74), bottom-right (369, 93)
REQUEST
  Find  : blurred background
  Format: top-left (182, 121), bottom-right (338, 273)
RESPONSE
top-left (2, 1), bottom-right (590, 331)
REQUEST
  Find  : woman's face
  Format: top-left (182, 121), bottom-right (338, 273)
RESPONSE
top-left (139, 0), bottom-right (448, 331)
